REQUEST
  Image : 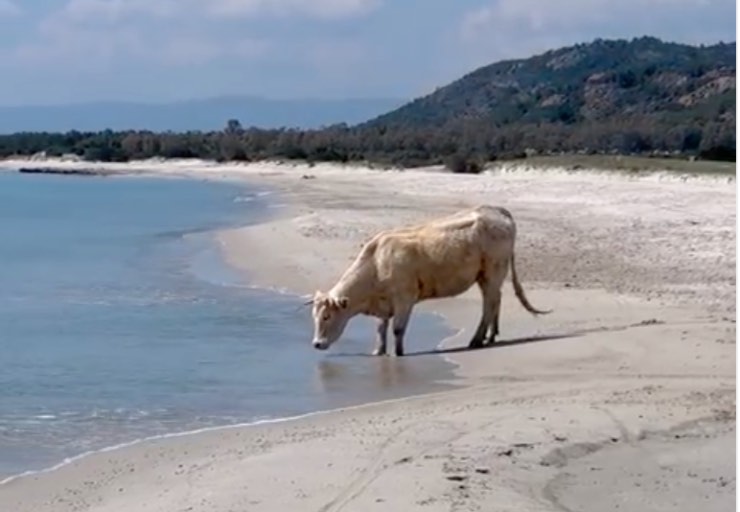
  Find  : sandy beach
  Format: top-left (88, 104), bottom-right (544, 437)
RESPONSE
top-left (0, 158), bottom-right (735, 511)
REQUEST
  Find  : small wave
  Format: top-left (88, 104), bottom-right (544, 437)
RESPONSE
top-left (63, 292), bottom-right (201, 308)
top-left (12, 408), bottom-right (169, 425)
top-left (233, 196), bottom-right (255, 203)
top-left (156, 226), bottom-right (215, 240)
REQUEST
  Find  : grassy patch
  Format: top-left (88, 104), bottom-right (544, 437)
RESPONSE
top-left (489, 155), bottom-right (736, 176)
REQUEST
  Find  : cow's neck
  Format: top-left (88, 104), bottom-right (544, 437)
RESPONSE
top-left (329, 259), bottom-right (376, 315)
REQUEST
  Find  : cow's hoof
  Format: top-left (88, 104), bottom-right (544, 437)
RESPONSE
top-left (394, 349), bottom-right (404, 357)
top-left (372, 349), bottom-right (386, 356)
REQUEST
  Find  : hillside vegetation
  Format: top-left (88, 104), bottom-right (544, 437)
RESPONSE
top-left (368, 37), bottom-right (734, 129)
top-left (0, 37), bottom-right (735, 168)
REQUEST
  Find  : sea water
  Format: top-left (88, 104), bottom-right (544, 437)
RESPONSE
top-left (0, 171), bottom-right (455, 478)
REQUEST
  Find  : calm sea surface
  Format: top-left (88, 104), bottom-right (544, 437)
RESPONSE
top-left (0, 171), bottom-right (455, 478)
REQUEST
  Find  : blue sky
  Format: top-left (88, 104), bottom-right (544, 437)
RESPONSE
top-left (0, 0), bottom-right (735, 105)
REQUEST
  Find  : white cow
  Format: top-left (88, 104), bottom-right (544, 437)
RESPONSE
top-left (308, 205), bottom-right (550, 356)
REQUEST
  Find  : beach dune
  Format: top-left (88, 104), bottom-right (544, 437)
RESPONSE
top-left (0, 158), bottom-right (735, 511)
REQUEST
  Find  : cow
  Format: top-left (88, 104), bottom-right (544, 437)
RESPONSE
top-left (307, 205), bottom-right (550, 356)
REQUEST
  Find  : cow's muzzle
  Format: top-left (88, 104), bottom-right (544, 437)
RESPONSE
top-left (312, 339), bottom-right (329, 350)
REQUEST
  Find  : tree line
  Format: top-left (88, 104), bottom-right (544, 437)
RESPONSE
top-left (0, 116), bottom-right (734, 172)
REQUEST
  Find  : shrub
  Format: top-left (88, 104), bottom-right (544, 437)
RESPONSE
top-left (445, 154), bottom-right (484, 174)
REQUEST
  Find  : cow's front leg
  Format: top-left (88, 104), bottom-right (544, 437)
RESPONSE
top-left (373, 318), bottom-right (389, 356)
top-left (392, 304), bottom-right (414, 357)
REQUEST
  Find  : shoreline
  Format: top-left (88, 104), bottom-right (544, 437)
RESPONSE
top-left (0, 164), bottom-right (463, 487)
top-left (0, 156), bottom-right (735, 512)
top-left (0, 382), bottom-right (466, 488)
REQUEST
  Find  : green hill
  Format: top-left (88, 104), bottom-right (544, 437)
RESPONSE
top-left (366, 36), bottom-right (735, 131)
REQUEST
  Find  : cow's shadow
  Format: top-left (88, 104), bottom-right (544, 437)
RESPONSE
top-left (404, 317), bottom-right (665, 357)
top-left (406, 332), bottom-right (581, 357)
top-left (327, 331), bottom-right (579, 359)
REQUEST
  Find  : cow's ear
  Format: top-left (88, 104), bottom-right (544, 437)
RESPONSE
top-left (337, 297), bottom-right (349, 309)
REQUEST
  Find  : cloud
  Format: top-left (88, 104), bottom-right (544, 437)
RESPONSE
top-left (460, 1), bottom-right (599, 40)
top-left (25, 0), bottom-right (383, 68)
top-left (8, 26), bottom-right (147, 71)
top-left (462, 0), bottom-right (723, 40)
top-left (9, 26), bottom-right (272, 70)
top-left (54, 0), bottom-right (176, 25)
top-left (9, 0), bottom-right (380, 69)
top-left (206, 0), bottom-right (381, 19)
top-left (50, 0), bottom-right (380, 24)
top-left (0, 0), bottom-right (20, 17)
top-left (459, 0), bottom-right (734, 63)
top-left (158, 37), bottom-right (272, 65)
top-left (9, 0), bottom-right (306, 70)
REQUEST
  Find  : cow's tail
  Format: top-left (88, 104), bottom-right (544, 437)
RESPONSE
top-left (510, 249), bottom-right (552, 316)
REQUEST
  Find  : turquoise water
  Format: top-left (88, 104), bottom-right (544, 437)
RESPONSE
top-left (0, 172), bottom-right (455, 478)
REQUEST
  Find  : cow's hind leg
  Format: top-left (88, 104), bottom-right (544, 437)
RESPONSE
top-left (468, 281), bottom-right (495, 349)
top-left (373, 318), bottom-right (389, 356)
top-left (391, 303), bottom-right (414, 357)
top-left (485, 264), bottom-right (508, 344)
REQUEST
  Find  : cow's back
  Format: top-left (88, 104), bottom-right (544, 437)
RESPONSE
top-left (413, 205), bottom-right (515, 257)
top-left (371, 209), bottom-right (513, 301)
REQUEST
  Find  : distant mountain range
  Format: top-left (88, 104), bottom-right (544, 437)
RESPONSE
top-left (0, 96), bottom-right (405, 133)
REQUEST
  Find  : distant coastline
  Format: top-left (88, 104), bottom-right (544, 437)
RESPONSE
top-left (17, 166), bottom-right (118, 176)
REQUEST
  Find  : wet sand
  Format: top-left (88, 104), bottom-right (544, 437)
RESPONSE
top-left (0, 157), bottom-right (735, 512)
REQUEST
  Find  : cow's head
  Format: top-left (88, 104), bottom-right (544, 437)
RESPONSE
top-left (309, 291), bottom-right (351, 350)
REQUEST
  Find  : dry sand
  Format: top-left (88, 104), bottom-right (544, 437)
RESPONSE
top-left (0, 158), bottom-right (736, 511)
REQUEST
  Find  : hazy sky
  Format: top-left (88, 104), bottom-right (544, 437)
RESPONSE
top-left (0, 0), bottom-right (735, 105)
